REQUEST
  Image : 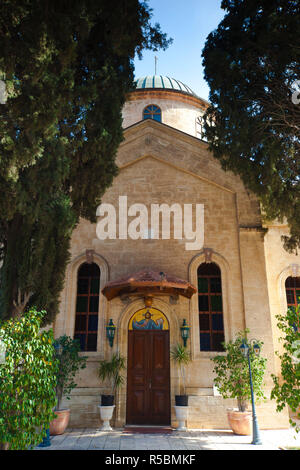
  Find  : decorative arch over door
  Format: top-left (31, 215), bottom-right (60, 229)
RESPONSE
top-left (128, 307), bottom-right (169, 331)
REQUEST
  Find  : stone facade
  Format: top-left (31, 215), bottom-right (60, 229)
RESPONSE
top-left (53, 84), bottom-right (298, 430)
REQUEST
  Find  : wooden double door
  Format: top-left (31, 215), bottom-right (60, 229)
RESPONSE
top-left (126, 330), bottom-right (171, 425)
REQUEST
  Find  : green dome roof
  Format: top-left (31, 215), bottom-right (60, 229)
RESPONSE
top-left (135, 75), bottom-right (198, 98)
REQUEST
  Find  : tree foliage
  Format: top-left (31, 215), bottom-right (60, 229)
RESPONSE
top-left (271, 306), bottom-right (300, 432)
top-left (0, 308), bottom-right (58, 450)
top-left (53, 334), bottom-right (87, 411)
top-left (0, 0), bottom-right (171, 323)
top-left (202, 0), bottom-right (300, 253)
top-left (211, 330), bottom-right (267, 412)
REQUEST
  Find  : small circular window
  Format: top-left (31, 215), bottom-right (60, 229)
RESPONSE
top-left (143, 104), bottom-right (162, 122)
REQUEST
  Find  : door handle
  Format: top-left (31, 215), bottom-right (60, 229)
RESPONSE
top-left (149, 379), bottom-right (152, 389)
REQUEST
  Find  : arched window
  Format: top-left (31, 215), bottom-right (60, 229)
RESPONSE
top-left (285, 277), bottom-right (300, 309)
top-left (198, 262), bottom-right (225, 352)
top-left (74, 262), bottom-right (100, 351)
top-left (143, 104), bottom-right (162, 122)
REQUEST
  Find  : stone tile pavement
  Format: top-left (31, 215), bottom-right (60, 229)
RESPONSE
top-left (35, 426), bottom-right (300, 451)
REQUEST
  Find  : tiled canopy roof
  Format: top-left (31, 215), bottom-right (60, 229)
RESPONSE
top-left (134, 75), bottom-right (198, 98)
top-left (102, 270), bottom-right (197, 301)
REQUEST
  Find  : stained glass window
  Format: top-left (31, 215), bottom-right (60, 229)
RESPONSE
top-left (143, 104), bottom-right (162, 122)
top-left (74, 262), bottom-right (100, 352)
top-left (198, 263), bottom-right (225, 352)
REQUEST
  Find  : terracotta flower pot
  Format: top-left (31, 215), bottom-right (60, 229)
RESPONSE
top-left (49, 409), bottom-right (70, 436)
top-left (227, 409), bottom-right (252, 435)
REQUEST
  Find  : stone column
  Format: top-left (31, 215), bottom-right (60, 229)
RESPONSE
top-left (238, 228), bottom-right (289, 428)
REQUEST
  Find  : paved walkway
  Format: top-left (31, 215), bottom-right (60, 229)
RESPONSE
top-left (36, 426), bottom-right (300, 451)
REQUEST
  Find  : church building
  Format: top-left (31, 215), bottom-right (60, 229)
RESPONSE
top-left (53, 75), bottom-right (299, 429)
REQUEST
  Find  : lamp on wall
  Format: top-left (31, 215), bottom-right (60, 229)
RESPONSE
top-left (240, 338), bottom-right (262, 445)
top-left (180, 319), bottom-right (190, 347)
top-left (106, 319), bottom-right (116, 348)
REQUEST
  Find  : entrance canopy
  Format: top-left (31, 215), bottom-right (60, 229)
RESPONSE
top-left (102, 270), bottom-right (196, 301)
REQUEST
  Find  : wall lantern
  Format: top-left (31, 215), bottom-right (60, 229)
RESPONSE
top-left (106, 319), bottom-right (116, 348)
top-left (180, 319), bottom-right (190, 347)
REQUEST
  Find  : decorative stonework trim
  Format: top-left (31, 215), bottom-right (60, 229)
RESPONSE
top-left (169, 294), bottom-right (179, 305)
top-left (85, 249), bottom-right (95, 264)
top-left (126, 89), bottom-right (208, 110)
top-left (239, 226), bottom-right (266, 233)
top-left (291, 264), bottom-right (300, 278)
top-left (203, 248), bottom-right (213, 263)
top-left (120, 295), bottom-right (132, 304)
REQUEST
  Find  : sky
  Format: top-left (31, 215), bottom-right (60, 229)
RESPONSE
top-left (133, 0), bottom-right (225, 100)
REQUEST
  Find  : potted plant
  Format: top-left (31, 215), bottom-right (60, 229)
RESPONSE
top-left (211, 330), bottom-right (267, 435)
top-left (171, 343), bottom-right (191, 405)
top-left (49, 335), bottom-right (87, 436)
top-left (98, 353), bottom-right (125, 430)
top-left (171, 343), bottom-right (191, 431)
top-left (0, 309), bottom-right (58, 450)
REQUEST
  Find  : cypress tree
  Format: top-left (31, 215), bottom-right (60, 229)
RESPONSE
top-left (0, 0), bottom-right (171, 322)
top-left (202, 0), bottom-right (300, 253)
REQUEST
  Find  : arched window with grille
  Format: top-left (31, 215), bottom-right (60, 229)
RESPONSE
top-left (285, 277), bottom-right (300, 309)
top-left (74, 262), bottom-right (100, 351)
top-left (198, 262), bottom-right (225, 351)
top-left (143, 104), bottom-right (162, 122)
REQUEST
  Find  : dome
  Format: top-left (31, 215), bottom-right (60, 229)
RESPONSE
top-left (134, 75), bottom-right (198, 98)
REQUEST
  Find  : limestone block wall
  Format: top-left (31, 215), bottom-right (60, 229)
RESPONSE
top-left (239, 229), bottom-right (277, 388)
top-left (263, 223), bottom-right (300, 376)
top-left (65, 389), bottom-right (289, 430)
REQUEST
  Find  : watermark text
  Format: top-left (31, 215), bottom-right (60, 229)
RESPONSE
top-left (96, 196), bottom-right (204, 251)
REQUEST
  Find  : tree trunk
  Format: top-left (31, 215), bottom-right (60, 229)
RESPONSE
top-left (238, 398), bottom-right (247, 412)
top-left (1, 213), bottom-right (29, 319)
top-left (56, 387), bottom-right (63, 411)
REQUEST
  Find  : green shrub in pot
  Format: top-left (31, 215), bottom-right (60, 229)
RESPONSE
top-left (171, 343), bottom-right (191, 406)
top-left (50, 335), bottom-right (87, 435)
top-left (98, 353), bottom-right (125, 405)
top-left (211, 329), bottom-right (267, 434)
